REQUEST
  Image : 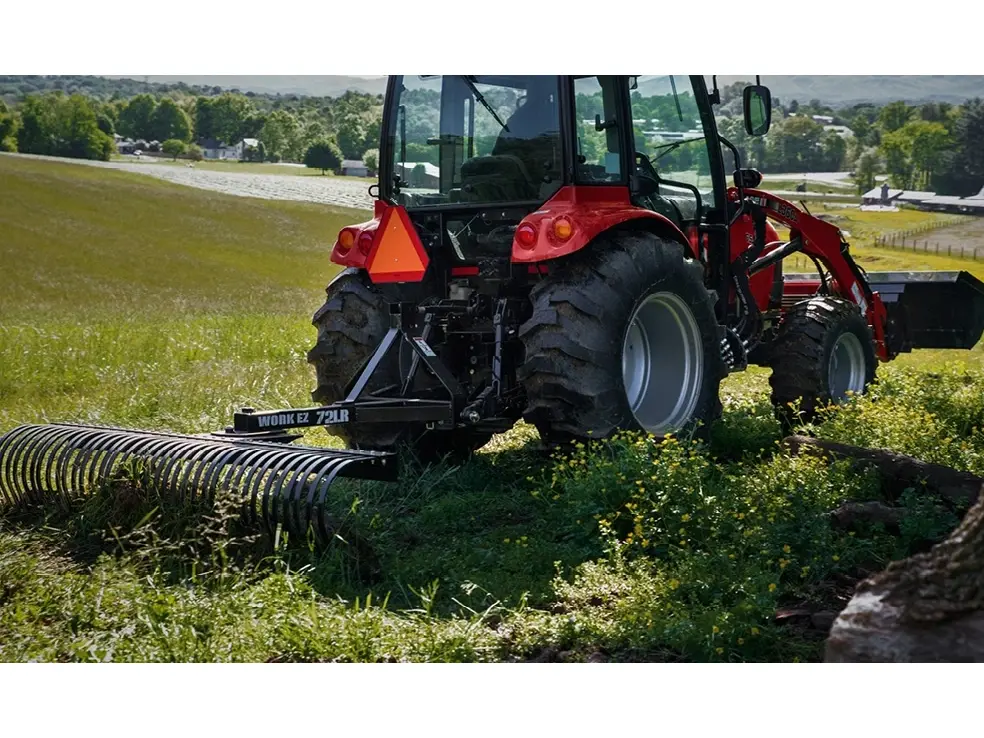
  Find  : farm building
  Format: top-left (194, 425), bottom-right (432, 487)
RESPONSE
top-left (341, 159), bottom-right (369, 177)
top-left (919, 195), bottom-right (984, 215)
top-left (862, 184), bottom-right (902, 206)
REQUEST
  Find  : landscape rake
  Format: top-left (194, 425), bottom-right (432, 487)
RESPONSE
top-left (0, 423), bottom-right (396, 540)
top-left (4, 74), bottom-right (984, 544)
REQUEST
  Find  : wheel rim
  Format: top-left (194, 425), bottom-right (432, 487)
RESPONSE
top-left (828, 332), bottom-right (867, 401)
top-left (621, 292), bottom-right (704, 434)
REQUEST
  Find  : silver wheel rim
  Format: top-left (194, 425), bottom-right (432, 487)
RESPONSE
top-left (621, 292), bottom-right (704, 434)
top-left (828, 332), bottom-right (867, 401)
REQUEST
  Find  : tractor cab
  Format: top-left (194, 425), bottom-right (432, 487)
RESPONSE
top-left (374, 75), bottom-right (768, 269)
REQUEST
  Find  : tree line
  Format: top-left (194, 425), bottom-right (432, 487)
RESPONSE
top-left (1, 77), bottom-right (982, 196)
top-left (0, 81), bottom-right (383, 171)
top-left (717, 82), bottom-right (984, 196)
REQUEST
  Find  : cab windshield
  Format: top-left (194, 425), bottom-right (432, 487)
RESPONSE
top-left (385, 75), bottom-right (564, 209)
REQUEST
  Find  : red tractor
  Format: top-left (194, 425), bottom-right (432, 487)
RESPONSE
top-left (303, 75), bottom-right (984, 456)
top-left (4, 75), bottom-right (983, 539)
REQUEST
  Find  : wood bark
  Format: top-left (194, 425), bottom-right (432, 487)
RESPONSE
top-left (782, 435), bottom-right (984, 661)
top-left (826, 491), bottom-right (984, 662)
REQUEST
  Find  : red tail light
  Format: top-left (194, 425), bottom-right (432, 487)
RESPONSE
top-left (358, 231), bottom-right (375, 256)
top-left (516, 223), bottom-right (538, 250)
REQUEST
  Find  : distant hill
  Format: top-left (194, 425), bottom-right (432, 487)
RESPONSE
top-left (104, 75), bottom-right (390, 97)
top-left (112, 75), bottom-right (984, 105)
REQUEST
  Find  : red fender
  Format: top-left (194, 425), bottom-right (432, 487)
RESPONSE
top-left (511, 185), bottom-right (696, 263)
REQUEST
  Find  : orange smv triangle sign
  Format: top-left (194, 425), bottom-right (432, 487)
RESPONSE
top-left (366, 206), bottom-right (430, 284)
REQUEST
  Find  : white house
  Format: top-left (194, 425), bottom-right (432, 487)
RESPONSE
top-left (198, 138), bottom-right (261, 161)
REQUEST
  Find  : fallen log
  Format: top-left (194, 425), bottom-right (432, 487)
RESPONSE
top-left (783, 435), bottom-right (982, 506)
top-left (829, 501), bottom-right (906, 532)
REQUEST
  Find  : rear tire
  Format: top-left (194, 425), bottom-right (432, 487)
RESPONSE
top-left (307, 268), bottom-right (491, 463)
top-left (518, 230), bottom-right (725, 443)
top-left (768, 295), bottom-right (877, 425)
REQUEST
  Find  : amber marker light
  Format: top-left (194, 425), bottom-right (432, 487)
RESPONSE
top-left (337, 228), bottom-right (357, 253)
top-left (552, 216), bottom-right (574, 242)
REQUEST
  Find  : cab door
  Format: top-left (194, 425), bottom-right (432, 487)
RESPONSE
top-left (624, 75), bottom-right (724, 229)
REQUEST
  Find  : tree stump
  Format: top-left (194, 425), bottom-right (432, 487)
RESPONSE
top-left (825, 484), bottom-right (984, 662)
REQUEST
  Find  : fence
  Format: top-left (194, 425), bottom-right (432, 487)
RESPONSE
top-left (872, 216), bottom-right (979, 260)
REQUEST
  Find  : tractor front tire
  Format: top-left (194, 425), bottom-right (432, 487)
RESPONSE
top-left (307, 268), bottom-right (491, 463)
top-left (518, 230), bottom-right (725, 444)
top-left (768, 295), bottom-right (877, 426)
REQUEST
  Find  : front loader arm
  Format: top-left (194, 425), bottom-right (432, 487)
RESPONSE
top-left (730, 187), bottom-right (890, 360)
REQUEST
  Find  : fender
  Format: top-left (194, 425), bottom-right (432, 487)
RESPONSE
top-left (511, 185), bottom-right (696, 263)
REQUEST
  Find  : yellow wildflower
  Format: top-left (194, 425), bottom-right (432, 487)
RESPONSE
top-left (768, 583), bottom-right (777, 592)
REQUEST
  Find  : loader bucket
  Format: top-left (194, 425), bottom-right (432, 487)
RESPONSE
top-left (865, 271), bottom-right (984, 351)
top-left (0, 423), bottom-right (396, 541)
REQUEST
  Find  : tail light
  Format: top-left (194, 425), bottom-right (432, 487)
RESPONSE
top-left (516, 223), bottom-right (538, 250)
top-left (358, 230), bottom-right (375, 256)
top-left (336, 228), bottom-right (357, 255)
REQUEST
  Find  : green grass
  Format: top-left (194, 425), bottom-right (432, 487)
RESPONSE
top-left (2, 155), bottom-right (983, 662)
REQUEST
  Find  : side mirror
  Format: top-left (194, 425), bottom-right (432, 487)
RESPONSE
top-left (743, 85), bottom-right (772, 136)
top-left (734, 168), bottom-right (763, 189)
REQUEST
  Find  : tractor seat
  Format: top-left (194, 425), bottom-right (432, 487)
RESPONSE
top-left (458, 154), bottom-right (540, 202)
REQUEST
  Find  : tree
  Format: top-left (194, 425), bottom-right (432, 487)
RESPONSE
top-left (766, 116), bottom-right (825, 172)
top-left (822, 132), bottom-right (848, 171)
top-left (877, 100), bottom-right (913, 134)
top-left (96, 113), bottom-right (115, 137)
top-left (336, 114), bottom-right (367, 160)
top-left (905, 120), bottom-right (949, 189)
top-left (186, 143), bottom-right (203, 162)
top-left (854, 150), bottom-right (881, 194)
top-left (162, 138), bottom-right (187, 160)
top-left (260, 109), bottom-right (301, 162)
top-left (933, 98), bottom-right (984, 196)
top-left (117, 94), bottom-right (157, 140)
top-left (149, 98), bottom-right (192, 143)
top-left (303, 139), bottom-right (343, 174)
top-left (879, 130), bottom-right (914, 189)
top-left (196, 93), bottom-right (255, 144)
top-left (0, 106), bottom-right (18, 152)
top-left (16, 93), bottom-right (114, 161)
top-left (362, 148), bottom-right (379, 176)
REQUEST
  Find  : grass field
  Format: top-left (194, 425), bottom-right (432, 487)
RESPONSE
top-left (3, 154), bottom-right (984, 662)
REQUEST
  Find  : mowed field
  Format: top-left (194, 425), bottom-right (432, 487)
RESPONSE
top-left (3, 154), bottom-right (984, 663)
